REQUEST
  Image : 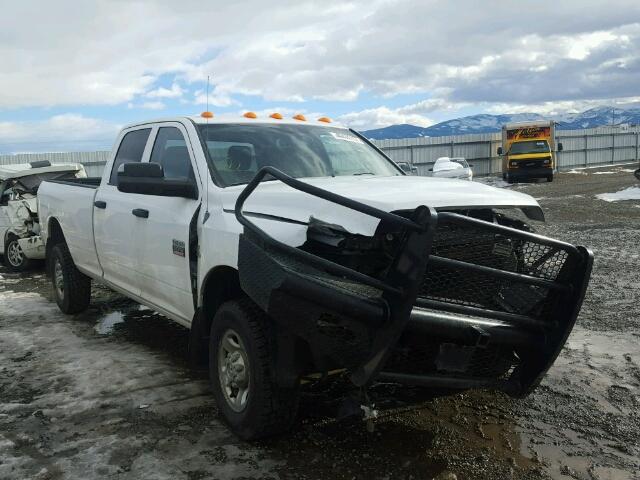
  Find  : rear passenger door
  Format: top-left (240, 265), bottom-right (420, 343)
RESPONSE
top-left (94, 127), bottom-right (152, 297)
top-left (134, 124), bottom-right (202, 323)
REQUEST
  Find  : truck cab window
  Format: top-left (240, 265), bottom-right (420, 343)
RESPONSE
top-left (149, 127), bottom-right (195, 181)
top-left (109, 128), bottom-right (152, 185)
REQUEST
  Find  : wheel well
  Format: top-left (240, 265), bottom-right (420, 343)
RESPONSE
top-left (200, 266), bottom-right (243, 335)
top-left (45, 218), bottom-right (66, 276)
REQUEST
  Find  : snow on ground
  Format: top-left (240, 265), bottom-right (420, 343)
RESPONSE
top-left (596, 186), bottom-right (640, 202)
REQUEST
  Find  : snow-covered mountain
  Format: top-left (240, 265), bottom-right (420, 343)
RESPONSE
top-left (362, 107), bottom-right (640, 140)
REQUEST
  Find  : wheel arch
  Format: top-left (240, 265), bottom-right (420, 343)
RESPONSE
top-left (45, 217), bottom-right (66, 276)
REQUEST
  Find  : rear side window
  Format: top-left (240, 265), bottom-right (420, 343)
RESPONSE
top-left (149, 127), bottom-right (195, 181)
top-left (109, 128), bottom-right (152, 185)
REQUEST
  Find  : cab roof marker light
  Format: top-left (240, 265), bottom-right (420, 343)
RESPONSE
top-left (317, 117), bottom-right (331, 123)
top-left (293, 114), bottom-right (307, 121)
top-left (270, 113), bottom-right (283, 120)
top-left (243, 112), bottom-right (257, 119)
top-left (201, 111), bottom-right (214, 118)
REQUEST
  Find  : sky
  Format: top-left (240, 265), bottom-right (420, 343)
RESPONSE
top-left (1, 0), bottom-right (639, 153)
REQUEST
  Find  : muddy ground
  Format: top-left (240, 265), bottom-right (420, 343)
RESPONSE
top-left (1, 165), bottom-right (639, 480)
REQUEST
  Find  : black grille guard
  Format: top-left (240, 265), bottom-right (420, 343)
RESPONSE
top-left (234, 167), bottom-right (593, 396)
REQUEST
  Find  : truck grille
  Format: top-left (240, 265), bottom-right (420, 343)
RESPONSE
top-left (419, 218), bottom-right (571, 323)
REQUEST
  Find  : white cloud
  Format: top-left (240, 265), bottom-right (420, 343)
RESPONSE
top-left (145, 83), bottom-right (184, 99)
top-left (139, 101), bottom-right (166, 110)
top-left (0, 0), bottom-right (639, 114)
top-left (339, 106), bottom-right (434, 130)
top-left (0, 114), bottom-right (119, 153)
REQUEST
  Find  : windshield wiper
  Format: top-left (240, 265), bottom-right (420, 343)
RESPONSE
top-left (352, 172), bottom-right (375, 176)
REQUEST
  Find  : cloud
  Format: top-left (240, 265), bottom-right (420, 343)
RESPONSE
top-left (1, 0), bottom-right (639, 118)
top-left (0, 114), bottom-right (119, 153)
top-left (339, 106), bottom-right (434, 130)
top-left (145, 83), bottom-right (184, 99)
top-left (139, 101), bottom-right (166, 110)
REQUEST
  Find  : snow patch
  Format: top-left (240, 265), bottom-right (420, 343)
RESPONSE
top-left (596, 186), bottom-right (640, 202)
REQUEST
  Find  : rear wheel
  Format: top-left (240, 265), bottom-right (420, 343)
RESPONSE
top-left (51, 243), bottom-right (91, 314)
top-left (209, 298), bottom-right (299, 440)
top-left (3, 236), bottom-right (32, 272)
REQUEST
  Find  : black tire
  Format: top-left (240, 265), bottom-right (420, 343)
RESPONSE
top-left (546, 174), bottom-right (554, 182)
top-left (209, 298), bottom-right (299, 440)
top-left (506, 173), bottom-right (515, 184)
top-left (502, 173), bottom-right (507, 180)
top-left (3, 235), bottom-right (33, 272)
top-left (51, 243), bottom-right (91, 314)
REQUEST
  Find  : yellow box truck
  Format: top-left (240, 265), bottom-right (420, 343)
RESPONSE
top-left (498, 121), bottom-right (562, 183)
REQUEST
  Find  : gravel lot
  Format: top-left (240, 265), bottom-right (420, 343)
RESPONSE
top-left (1, 165), bottom-right (639, 480)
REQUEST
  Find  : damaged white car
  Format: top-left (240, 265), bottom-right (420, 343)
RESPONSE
top-left (0, 161), bottom-right (86, 271)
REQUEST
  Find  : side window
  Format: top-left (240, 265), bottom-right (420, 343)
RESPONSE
top-left (109, 128), bottom-right (152, 185)
top-left (149, 127), bottom-right (195, 181)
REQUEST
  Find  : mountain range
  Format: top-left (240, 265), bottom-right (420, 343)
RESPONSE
top-left (361, 106), bottom-right (640, 140)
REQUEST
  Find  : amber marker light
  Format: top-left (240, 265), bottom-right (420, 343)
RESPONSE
top-left (270, 112), bottom-right (283, 119)
top-left (317, 117), bottom-right (332, 123)
top-left (293, 114), bottom-right (307, 121)
top-left (201, 111), bottom-right (214, 118)
top-left (243, 111), bottom-right (257, 119)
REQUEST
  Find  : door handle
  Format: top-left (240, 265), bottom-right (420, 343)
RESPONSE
top-left (94, 200), bottom-right (107, 209)
top-left (132, 208), bottom-right (149, 218)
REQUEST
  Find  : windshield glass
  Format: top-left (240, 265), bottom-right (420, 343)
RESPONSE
top-left (197, 124), bottom-right (401, 186)
top-left (509, 140), bottom-right (550, 155)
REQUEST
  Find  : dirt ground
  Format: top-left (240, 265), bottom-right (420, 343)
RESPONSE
top-left (1, 164), bottom-right (639, 480)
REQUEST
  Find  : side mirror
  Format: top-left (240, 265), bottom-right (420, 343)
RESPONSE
top-left (117, 162), bottom-right (198, 199)
top-left (428, 168), bottom-right (433, 172)
top-left (497, 147), bottom-right (503, 156)
top-left (557, 142), bottom-right (563, 152)
top-left (468, 164), bottom-right (474, 168)
top-left (411, 166), bottom-right (418, 173)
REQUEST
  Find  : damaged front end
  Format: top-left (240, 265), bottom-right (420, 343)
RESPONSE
top-left (236, 167), bottom-right (593, 398)
top-left (3, 197), bottom-right (45, 259)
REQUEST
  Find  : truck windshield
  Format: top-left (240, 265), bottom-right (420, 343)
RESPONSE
top-left (509, 140), bottom-right (550, 155)
top-left (197, 124), bottom-right (401, 186)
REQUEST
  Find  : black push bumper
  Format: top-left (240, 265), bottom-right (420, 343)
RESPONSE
top-left (235, 167), bottom-right (593, 397)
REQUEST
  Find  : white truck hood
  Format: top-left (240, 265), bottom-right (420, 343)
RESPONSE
top-left (220, 175), bottom-right (543, 239)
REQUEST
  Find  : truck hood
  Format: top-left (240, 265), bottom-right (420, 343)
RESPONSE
top-left (220, 175), bottom-right (543, 238)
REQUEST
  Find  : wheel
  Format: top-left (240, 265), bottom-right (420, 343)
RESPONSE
top-left (3, 236), bottom-right (32, 272)
top-left (51, 243), bottom-right (91, 314)
top-left (506, 173), bottom-right (515, 184)
top-left (546, 174), bottom-right (554, 182)
top-left (209, 298), bottom-right (299, 440)
top-left (502, 173), bottom-right (507, 180)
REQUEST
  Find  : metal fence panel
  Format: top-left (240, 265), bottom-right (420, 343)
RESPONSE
top-left (372, 126), bottom-right (639, 176)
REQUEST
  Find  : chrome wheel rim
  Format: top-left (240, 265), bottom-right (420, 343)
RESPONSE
top-left (7, 241), bottom-right (23, 267)
top-left (53, 259), bottom-right (64, 299)
top-left (218, 329), bottom-right (250, 412)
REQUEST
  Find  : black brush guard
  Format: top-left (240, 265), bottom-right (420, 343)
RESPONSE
top-left (235, 167), bottom-right (593, 397)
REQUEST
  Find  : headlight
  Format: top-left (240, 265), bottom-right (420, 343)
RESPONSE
top-left (510, 161), bottom-right (518, 167)
top-left (543, 158), bottom-right (551, 164)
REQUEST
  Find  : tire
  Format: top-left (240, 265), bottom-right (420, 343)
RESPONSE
top-left (3, 236), bottom-right (32, 272)
top-left (209, 298), bottom-right (299, 440)
top-left (546, 174), bottom-right (554, 182)
top-left (502, 173), bottom-right (507, 181)
top-left (506, 173), bottom-right (515, 184)
top-left (51, 243), bottom-right (91, 314)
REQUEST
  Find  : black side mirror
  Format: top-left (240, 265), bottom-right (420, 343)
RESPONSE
top-left (557, 142), bottom-right (563, 152)
top-left (428, 168), bottom-right (433, 172)
top-left (497, 147), bottom-right (503, 156)
top-left (117, 162), bottom-right (198, 199)
top-left (468, 164), bottom-right (474, 168)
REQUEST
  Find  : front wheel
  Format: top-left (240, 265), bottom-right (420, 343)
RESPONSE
top-left (51, 244), bottom-right (91, 314)
top-left (209, 298), bottom-right (299, 440)
top-left (3, 236), bottom-right (32, 272)
top-left (546, 174), bottom-right (554, 182)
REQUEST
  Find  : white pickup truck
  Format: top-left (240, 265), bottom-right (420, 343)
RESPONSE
top-left (38, 115), bottom-right (593, 439)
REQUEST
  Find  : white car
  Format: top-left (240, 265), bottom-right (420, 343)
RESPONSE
top-left (0, 161), bottom-right (85, 271)
top-left (430, 156), bottom-right (473, 181)
top-left (38, 115), bottom-right (592, 439)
